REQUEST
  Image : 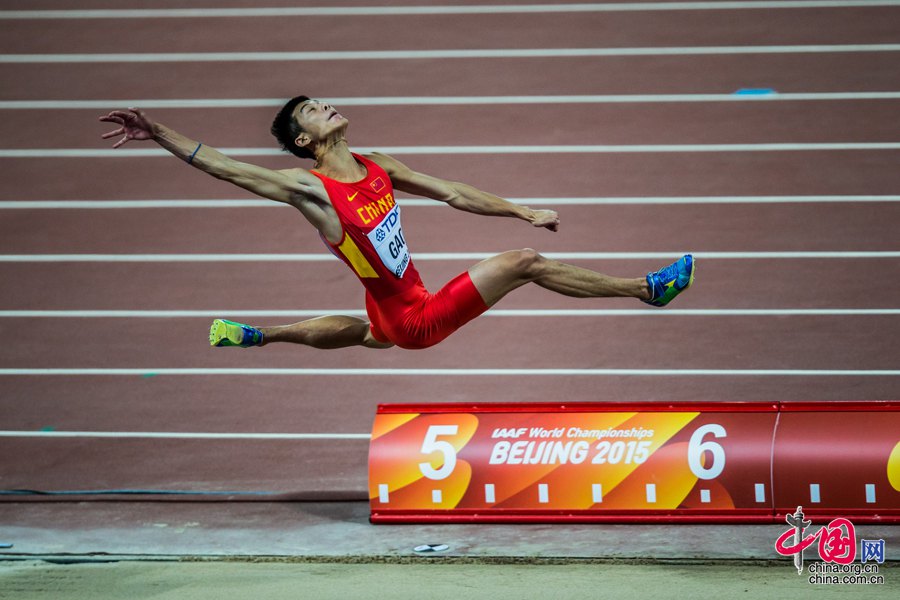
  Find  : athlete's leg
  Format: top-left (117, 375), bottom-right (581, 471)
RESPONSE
top-left (468, 248), bottom-right (650, 307)
top-left (210, 316), bottom-right (393, 349)
top-left (261, 315), bottom-right (393, 349)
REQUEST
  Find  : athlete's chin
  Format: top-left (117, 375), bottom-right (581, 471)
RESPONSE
top-left (328, 119), bottom-right (349, 135)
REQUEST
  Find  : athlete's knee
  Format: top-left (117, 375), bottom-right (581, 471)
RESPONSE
top-left (363, 324), bottom-right (394, 349)
top-left (511, 248), bottom-right (547, 279)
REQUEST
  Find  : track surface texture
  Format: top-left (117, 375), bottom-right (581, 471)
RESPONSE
top-left (0, 1), bottom-right (898, 584)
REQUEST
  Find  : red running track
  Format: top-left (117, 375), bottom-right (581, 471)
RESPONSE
top-left (0, 1), bottom-right (898, 499)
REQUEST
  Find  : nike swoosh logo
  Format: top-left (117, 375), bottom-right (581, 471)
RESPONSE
top-left (347, 191), bottom-right (359, 202)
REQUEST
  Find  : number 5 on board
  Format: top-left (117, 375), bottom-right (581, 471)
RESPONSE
top-left (419, 425), bottom-right (459, 480)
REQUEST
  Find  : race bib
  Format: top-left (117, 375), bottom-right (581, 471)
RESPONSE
top-left (367, 205), bottom-right (410, 278)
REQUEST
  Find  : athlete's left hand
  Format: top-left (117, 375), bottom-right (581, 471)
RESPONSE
top-left (530, 209), bottom-right (560, 232)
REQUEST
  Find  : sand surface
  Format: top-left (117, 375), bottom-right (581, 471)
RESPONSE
top-left (0, 560), bottom-right (897, 600)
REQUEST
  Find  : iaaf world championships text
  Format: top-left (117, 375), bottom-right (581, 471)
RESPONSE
top-left (491, 426), bottom-right (655, 440)
top-left (488, 427), bottom-right (657, 466)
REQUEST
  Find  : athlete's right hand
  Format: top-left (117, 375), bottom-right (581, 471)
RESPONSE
top-left (99, 107), bottom-right (155, 148)
top-left (530, 209), bottom-right (560, 232)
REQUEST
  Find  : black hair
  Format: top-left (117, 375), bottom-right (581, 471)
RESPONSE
top-left (271, 95), bottom-right (315, 160)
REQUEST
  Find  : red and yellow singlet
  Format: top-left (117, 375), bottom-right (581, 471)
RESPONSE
top-left (312, 154), bottom-right (488, 349)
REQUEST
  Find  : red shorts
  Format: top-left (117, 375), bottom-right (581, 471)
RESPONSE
top-left (365, 272), bottom-right (490, 350)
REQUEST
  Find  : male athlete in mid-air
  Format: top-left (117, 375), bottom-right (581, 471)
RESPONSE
top-left (99, 97), bottom-right (694, 351)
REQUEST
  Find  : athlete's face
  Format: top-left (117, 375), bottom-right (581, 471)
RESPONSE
top-left (292, 99), bottom-right (348, 147)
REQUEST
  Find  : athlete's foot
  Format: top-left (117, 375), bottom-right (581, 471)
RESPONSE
top-left (209, 319), bottom-right (264, 347)
top-left (644, 254), bottom-right (695, 307)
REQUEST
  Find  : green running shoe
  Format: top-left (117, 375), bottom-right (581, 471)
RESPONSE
top-left (209, 319), bottom-right (264, 348)
top-left (644, 254), bottom-right (695, 307)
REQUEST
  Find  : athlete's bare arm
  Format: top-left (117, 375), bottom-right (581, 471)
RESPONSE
top-left (99, 108), bottom-right (342, 240)
top-left (367, 152), bottom-right (560, 232)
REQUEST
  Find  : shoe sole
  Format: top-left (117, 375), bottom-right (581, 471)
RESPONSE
top-left (685, 257), bottom-right (696, 290)
top-left (209, 319), bottom-right (236, 347)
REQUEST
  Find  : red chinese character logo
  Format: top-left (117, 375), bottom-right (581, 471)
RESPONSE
top-left (816, 518), bottom-right (856, 564)
top-left (775, 507), bottom-right (857, 570)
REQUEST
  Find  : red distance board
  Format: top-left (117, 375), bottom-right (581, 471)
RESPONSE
top-left (368, 402), bottom-right (900, 523)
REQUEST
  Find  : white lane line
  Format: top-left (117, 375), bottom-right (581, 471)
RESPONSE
top-left (1, 309), bottom-right (897, 318)
top-left (4, 143), bottom-right (899, 158)
top-left (1, 368), bottom-right (897, 376)
top-left (1, 251), bottom-right (897, 262)
top-left (3, 45), bottom-right (900, 63)
top-left (2, 196), bottom-right (899, 209)
top-left (3, 2), bottom-right (899, 19)
top-left (0, 431), bottom-right (370, 440)
top-left (4, 92), bottom-right (900, 109)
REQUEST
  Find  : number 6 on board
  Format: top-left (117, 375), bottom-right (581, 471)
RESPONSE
top-left (687, 423), bottom-right (727, 480)
top-left (419, 425), bottom-right (459, 480)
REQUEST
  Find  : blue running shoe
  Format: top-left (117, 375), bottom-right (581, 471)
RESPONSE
top-left (209, 319), bottom-right (264, 347)
top-left (644, 254), bottom-right (695, 307)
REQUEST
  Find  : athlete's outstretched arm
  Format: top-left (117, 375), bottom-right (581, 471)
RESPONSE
top-left (99, 108), bottom-right (321, 206)
top-left (367, 152), bottom-right (559, 232)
